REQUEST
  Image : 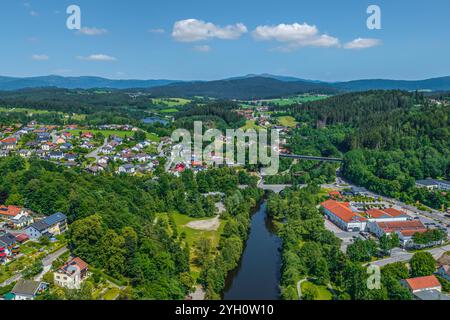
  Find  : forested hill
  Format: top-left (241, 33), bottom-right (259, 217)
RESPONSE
top-left (144, 77), bottom-right (338, 99)
top-left (288, 90), bottom-right (449, 209)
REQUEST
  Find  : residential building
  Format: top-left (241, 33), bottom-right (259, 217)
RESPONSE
top-left (402, 275), bottom-right (450, 300)
top-left (25, 212), bottom-right (68, 240)
top-left (54, 257), bottom-right (89, 290)
top-left (0, 137), bottom-right (17, 150)
top-left (438, 265), bottom-right (450, 282)
top-left (416, 179), bottom-right (450, 191)
top-left (321, 200), bottom-right (367, 232)
top-left (118, 164), bottom-right (135, 174)
top-left (0, 233), bottom-right (19, 257)
top-left (10, 212), bottom-right (34, 229)
top-left (0, 205), bottom-right (23, 219)
top-left (10, 280), bottom-right (47, 300)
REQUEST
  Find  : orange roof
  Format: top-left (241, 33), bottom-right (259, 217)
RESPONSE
top-left (383, 208), bottom-right (407, 217)
top-left (60, 257), bottom-right (88, 274)
top-left (366, 208), bottom-right (389, 219)
top-left (328, 191), bottom-right (341, 196)
top-left (1, 137), bottom-right (17, 144)
top-left (405, 275), bottom-right (441, 291)
top-left (321, 200), bottom-right (366, 223)
top-left (376, 220), bottom-right (427, 234)
top-left (0, 205), bottom-right (22, 217)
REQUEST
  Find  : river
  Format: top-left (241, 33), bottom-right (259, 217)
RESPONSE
top-left (222, 201), bottom-right (282, 300)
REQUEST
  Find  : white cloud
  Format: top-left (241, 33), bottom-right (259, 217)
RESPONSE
top-left (343, 38), bottom-right (382, 50)
top-left (149, 28), bottom-right (165, 34)
top-left (172, 19), bottom-right (247, 42)
top-left (78, 27), bottom-right (108, 36)
top-left (193, 45), bottom-right (212, 52)
top-left (29, 10), bottom-right (38, 17)
top-left (77, 54), bottom-right (117, 61)
top-left (31, 54), bottom-right (49, 61)
top-left (252, 22), bottom-right (339, 51)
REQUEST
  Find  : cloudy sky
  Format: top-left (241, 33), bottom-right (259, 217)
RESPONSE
top-left (1, 0), bottom-right (449, 81)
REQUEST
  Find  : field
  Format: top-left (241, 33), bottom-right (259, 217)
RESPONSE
top-left (0, 107), bottom-right (87, 120)
top-left (241, 120), bottom-right (261, 131)
top-left (265, 94), bottom-right (329, 106)
top-left (159, 108), bottom-right (179, 114)
top-left (68, 129), bottom-right (159, 142)
top-left (152, 98), bottom-right (191, 107)
top-left (301, 281), bottom-right (333, 300)
top-left (164, 212), bottom-right (225, 279)
top-left (277, 116), bottom-right (297, 128)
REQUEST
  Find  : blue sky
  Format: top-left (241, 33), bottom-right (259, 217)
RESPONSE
top-left (1, 0), bottom-right (449, 81)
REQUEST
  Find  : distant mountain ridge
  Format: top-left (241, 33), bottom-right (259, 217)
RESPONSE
top-left (1, 74), bottom-right (450, 98)
top-left (0, 75), bottom-right (179, 90)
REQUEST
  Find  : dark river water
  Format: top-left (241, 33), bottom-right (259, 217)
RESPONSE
top-left (223, 202), bottom-right (282, 300)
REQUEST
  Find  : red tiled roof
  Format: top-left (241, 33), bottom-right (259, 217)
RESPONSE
top-left (15, 234), bottom-right (29, 243)
top-left (376, 220), bottom-right (427, 234)
top-left (366, 208), bottom-right (389, 219)
top-left (1, 137), bottom-right (17, 144)
top-left (321, 200), bottom-right (366, 223)
top-left (405, 275), bottom-right (441, 291)
top-left (60, 257), bottom-right (88, 274)
top-left (0, 206), bottom-right (22, 217)
top-left (383, 208), bottom-right (407, 217)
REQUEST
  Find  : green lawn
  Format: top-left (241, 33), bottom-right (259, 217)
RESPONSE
top-left (301, 281), bottom-right (333, 300)
top-left (152, 98), bottom-right (191, 107)
top-left (241, 120), bottom-right (261, 131)
top-left (160, 108), bottom-right (179, 113)
top-left (102, 287), bottom-right (120, 300)
top-left (160, 212), bottom-right (225, 280)
top-left (266, 94), bottom-right (329, 106)
top-left (277, 116), bottom-right (297, 128)
top-left (68, 129), bottom-right (159, 142)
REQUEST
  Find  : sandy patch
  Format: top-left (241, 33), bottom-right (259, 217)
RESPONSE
top-left (186, 215), bottom-right (220, 231)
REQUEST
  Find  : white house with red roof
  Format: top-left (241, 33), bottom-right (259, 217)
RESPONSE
top-left (54, 257), bottom-right (89, 290)
top-left (402, 275), bottom-right (450, 300)
top-left (365, 208), bottom-right (409, 223)
top-left (321, 200), bottom-right (367, 232)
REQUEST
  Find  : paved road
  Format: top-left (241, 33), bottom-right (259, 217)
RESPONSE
top-left (0, 246), bottom-right (68, 287)
top-left (86, 138), bottom-right (108, 161)
top-left (369, 244), bottom-right (450, 267)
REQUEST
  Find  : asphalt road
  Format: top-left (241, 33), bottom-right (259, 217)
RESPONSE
top-left (369, 244), bottom-right (450, 267)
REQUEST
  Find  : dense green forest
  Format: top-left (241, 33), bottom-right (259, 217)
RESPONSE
top-left (286, 91), bottom-right (450, 209)
top-left (0, 156), bottom-right (261, 299)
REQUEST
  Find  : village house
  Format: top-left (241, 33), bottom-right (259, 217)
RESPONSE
top-left (0, 150), bottom-right (10, 157)
top-left (118, 164), bottom-right (136, 174)
top-left (25, 212), bottom-right (68, 240)
top-left (416, 179), bottom-right (450, 191)
top-left (10, 280), bottom-right (47, 300)
top-left (0, 137), bottom-right (17, 150)
top-left (98, 157), bottom-right (109, 165)
top-left (438, 265), bottom-right (450, 282)
top-left (402, 275), bottom-right (450, 300)
top-left (54, 257), bottom-right (89, 290)
top-left (321, 200), bottom-right (367, 232)
top-left (9, 211), bottom-right (34, 229)
top-left (0, 205), bottom-right (24, 220)
top-left (49, 151), bottom-right (64, 160)
top-left (64, 153), bottom-right (77, 162)
top-left (0, 233), bottom-right (19, 257)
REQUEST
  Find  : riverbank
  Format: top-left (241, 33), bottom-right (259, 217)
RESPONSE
top-left (222, 201), bottom-right (282, 300)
